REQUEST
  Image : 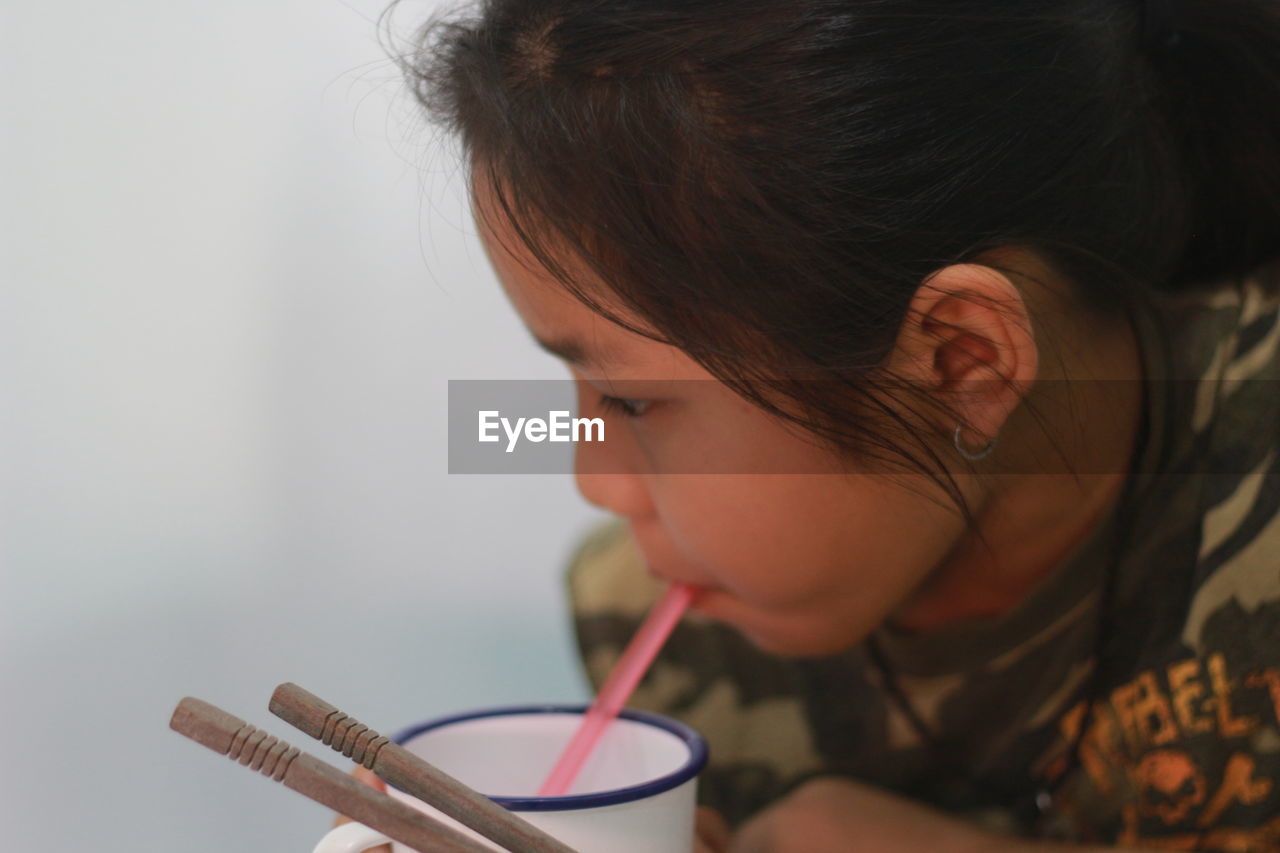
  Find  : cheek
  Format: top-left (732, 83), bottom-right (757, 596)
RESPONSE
top-left (651, 474), bottom-right (960, 609)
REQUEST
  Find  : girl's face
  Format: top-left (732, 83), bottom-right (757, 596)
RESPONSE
top-left (475, 199), bottom-right (973, 658)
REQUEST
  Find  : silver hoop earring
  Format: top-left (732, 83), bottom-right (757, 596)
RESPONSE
top-left (953, 423), bottom-right (996, 461)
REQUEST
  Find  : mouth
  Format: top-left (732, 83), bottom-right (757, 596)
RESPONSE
top-left (633, 542), bottom-right (719, 601)
top-left (684, 585), bottom-right (730, 616)
top-left (643, 565), bottom-right (719, 607)
top-left (644, 562), bottom-right (712, 590)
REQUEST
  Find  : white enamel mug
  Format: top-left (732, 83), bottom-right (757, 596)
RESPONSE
top-left (312, 704), bottom-right (708, 853)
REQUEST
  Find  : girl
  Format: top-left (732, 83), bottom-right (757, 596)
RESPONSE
top-left (382, 0), bottom-right (1280, 849)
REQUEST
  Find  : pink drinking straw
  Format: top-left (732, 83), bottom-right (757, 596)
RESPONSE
top-left (537, 581), bottom-right (698, 797)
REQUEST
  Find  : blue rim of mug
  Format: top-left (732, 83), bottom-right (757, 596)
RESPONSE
top-left (389, 704), bottom-right (708, 812)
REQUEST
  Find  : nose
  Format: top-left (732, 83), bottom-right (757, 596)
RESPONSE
top-left (574, 459), bottom-right (652, 518)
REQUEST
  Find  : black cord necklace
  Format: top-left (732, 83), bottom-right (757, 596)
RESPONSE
top-left (863, 379), bottom-right (1150, 840)
top-left (864, 512), bottom-right (1134, 839)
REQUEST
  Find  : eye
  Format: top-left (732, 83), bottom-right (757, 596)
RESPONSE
top-left (597, 393), bottom-right (651, 418)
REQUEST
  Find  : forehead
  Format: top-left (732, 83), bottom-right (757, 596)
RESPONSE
top-left (471, 172), bottom-right (665, 370)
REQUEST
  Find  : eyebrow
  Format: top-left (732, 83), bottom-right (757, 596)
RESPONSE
top-left (533, 335), bottom-right (616, 367)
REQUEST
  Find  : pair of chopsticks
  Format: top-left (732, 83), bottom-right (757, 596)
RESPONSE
top-left (169, 683), bottom-right (578, 853)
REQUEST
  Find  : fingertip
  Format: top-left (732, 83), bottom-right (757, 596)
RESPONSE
top-left (695, 805), bottom-right (732, 852)
top-left (333, 765), bottom-right (390, 827)
top-left (353, 764), bottom-right (388, 791)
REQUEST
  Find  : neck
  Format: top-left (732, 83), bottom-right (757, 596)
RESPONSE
top-left (890, 302), bottom-right (1146, 634)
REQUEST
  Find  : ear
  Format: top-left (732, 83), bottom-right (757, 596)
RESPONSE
top-left (885, 263), bottom-right (1038, 449)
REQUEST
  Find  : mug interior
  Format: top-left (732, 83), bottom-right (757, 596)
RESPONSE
top-left (393, 705), bottom-right (707, 811)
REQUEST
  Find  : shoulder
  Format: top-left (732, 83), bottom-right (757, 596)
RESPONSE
top-left (1161, 263), bottom-right (1280, 650)
top-left (1141, 259), bottom-right (1279, 387)
top-left (1098, 264), bottom-right (1279, 631)
top-left (1066, 263), bottom-right (1280, 844)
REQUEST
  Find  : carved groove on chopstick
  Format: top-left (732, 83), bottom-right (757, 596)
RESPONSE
top-left (171, 697), bottom-right (495, 853)
top-left (223, 721), bottom-right (301, 781)
top-left (270, 683), bottom-right (580, 853)
top-left (318, 709), bottom-right (391, 769)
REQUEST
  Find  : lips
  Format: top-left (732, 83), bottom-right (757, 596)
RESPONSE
top-left (641, 558), bottom-right (711, 589)
top-left (629, 526), bottom-right (721, 601)
top-left (646, 565), bottom-right (710, 595)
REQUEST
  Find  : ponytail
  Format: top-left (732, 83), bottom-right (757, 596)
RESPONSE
top-left (1142, 0), bottom-right (1280, 288)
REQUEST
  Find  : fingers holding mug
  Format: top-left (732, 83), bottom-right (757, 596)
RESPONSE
top-left (328, 765), bottom-right (391, 853)
top-left (695, 806), bottom-right (732, 853)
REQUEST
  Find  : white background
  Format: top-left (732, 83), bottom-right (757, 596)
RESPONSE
top-left (0, 1), bottom-right (606, 849)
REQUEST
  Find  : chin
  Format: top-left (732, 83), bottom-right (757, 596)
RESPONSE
top-left (742, 628), bottom-right (861, 659)
top-left (694, 592), bottom-right (862, 658)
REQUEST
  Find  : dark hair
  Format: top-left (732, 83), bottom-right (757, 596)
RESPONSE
top-left (390, 0), bottom-right (1280, 503)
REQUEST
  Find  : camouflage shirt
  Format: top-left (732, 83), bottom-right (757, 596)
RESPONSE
top-left (566, 259), bottom-right (1280, 850)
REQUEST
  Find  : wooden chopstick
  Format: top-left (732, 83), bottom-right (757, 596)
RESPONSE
top-left (269, 683), bottom-right (578, 853)
top-left (169, 697), bottom-right (501, 853)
